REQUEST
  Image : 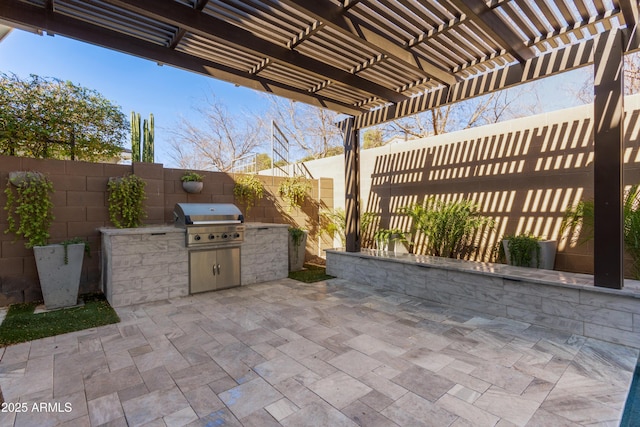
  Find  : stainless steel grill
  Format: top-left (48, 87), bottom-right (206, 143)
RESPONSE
top-left (174, 203), bottom-right (245, 247)
top-left (173, 203), bottom-right (245, 293)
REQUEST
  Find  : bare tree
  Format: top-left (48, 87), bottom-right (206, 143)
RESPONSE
top-left (169, 95), bottom-right (266, 171)
top-left (386, 84), bottom-right (541, 138)
top-left (262, 96), bottom-right (343, 160)
top-left (571, 52), bottom-right (640, 104)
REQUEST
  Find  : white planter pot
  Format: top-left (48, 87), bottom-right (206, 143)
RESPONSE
top-left (503, 239), bottom-right (557, 270)
top-left (288, 231), bottom-right (308, 272)
top-left (33, 243), bottom-right (84, 309)
top-left (182, 181), bottom-right (203, 194)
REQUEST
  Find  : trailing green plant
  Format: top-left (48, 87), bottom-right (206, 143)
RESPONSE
top-left (107, 174), bottom-right (146, 228)
top-left (233, 174), bottom-right (264, 214)
top-left (278, 176), bottom-right (311, 211)
top-left (60, 237), bottom-right (91, 265)
top-left (505, 233), bottom-right (540, 268)
top-left (4, 172), bottom-right (54, 248)
top-left (181, 171), bottom-right (203, 182)
top-left (408, 197), bottom-right (493, 259)
top-left (289, 227), bottom-right (306, 248)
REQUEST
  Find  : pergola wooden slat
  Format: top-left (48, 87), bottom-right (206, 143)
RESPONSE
top-left (0, 0), bottom-right (638, 288)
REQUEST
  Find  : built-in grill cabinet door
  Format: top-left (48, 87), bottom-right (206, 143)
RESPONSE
top-left (189, 247), bottom-right (240, 293)
top-left (215, 247), bottom-right (240, 290)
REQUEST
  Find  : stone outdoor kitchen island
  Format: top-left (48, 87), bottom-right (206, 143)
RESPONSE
top-left (101, 223), bottom-right (288, 307)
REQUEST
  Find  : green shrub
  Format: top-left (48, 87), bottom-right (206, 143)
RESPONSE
top-left (107, 174), bottom-right (146, 228)
top-left (233, 174), bottom-right (264, 214)
top-left (505, 233), bottom-right (540, 267)
top-left (400, 198), bottom-right (493, 259)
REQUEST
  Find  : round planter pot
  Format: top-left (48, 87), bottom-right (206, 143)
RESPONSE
top-left (33, 243), bottom-right (84, 309)
top-left (182, 181), bottom-right (203, 194)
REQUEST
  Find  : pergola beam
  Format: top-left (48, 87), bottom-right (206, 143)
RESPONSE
top-left (98, 0), bottom-right (406, 104)
top-left (0, 0), bottom-right (366, 116)
top-left (278, 0), bottom-right (458, 86)
top-left (449, 0), bottom-right (536, 62)
top-left (351, 26), bottom-right (640, 129)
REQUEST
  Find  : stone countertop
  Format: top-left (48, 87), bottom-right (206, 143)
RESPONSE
top-left (99, 225), bottom-right (184, 235)
top-left (244, 223), bottom-right (290, 229)
top-left (99, 222), bottom-right (290, 236)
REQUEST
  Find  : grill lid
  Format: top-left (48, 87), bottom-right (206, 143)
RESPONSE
top-left (174, 203), bottom-right (244, 226)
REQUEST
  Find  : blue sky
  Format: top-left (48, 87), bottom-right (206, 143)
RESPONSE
top-left (0, 29), bottom-right (269, 166)
top-left (0, 28), bottom-right (591, 168)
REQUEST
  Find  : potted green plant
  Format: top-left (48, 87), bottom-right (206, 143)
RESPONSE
top-left (4, 172), bottom-right (88, 309)
top-left (288, 227), bottom-right (308, 271)
top-left (502, 233), bottom-right (557, 269)
top-left (107, 174), bottom-right (147, 228)
top-left (278, 176), bottom-right (311, 211)
top-left (373, 228), bottom-right (405, 253)
top-left (233, 174), bottom-right (264, 215)
top-left (181, 171), bottom-right (204, 194)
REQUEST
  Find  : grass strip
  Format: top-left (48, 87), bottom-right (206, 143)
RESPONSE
top-left (288, 264), bottom-right (334, 283)
top-left (0, 293), bottom-right (120, 346)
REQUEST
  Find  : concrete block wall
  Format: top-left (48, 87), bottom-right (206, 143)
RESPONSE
top-left (326, 250), bottom-right (640, 348)
top-left (0, 156), bottom-right (333, 305)
top-left (304, 94), bottom-right (640, 276)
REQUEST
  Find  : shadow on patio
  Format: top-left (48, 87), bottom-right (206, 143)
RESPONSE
top-left (0, 278), bottom-right (636, 426)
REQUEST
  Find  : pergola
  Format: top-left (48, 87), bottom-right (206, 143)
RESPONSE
top-left (1, 0), bottom-right (638, 289)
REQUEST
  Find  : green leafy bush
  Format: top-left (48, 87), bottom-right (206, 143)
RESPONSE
top-left (505, 233), bottom-right (540, 267)
top-left (233, 174), bottom-right (264, 214)
top-left (107, 174), bottom-right (146, 228)
top-left (399, 198), bottom-right (493, 258)
top-left (4, 172), bottom-right (54, 248)
top-left (180, 171), bottom-right (203, 182)
top-left (278, 176), bottom-right (311, 211)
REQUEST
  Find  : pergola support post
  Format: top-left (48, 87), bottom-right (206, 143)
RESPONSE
top-left (593, 29), bottom-right (625, 289)
top-left (341, 117), bottom-right (360, 252)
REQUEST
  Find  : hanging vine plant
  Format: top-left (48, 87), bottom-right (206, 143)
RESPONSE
top-left (233, 174), bottom-right (264, 214)
top-left (278, 176), bottom-right (311, 211)
top-left (107, 174), bottom-right (147, 228)
top-left (4, 171), bottom-right (54, 248)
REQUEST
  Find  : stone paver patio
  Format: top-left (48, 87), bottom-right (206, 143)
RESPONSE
top-left (0, 278), bottom-right (637, 426)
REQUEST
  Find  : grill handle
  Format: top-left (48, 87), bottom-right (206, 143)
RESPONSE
top-left (212, 265), bottom-right (216, 276)
top-left (217, 264), bottom-right (221, 275)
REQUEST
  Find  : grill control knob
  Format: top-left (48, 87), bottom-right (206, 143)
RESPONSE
top-left (194, 235), bottom-right (201, 241)
top-left (208, 234), bottom-right (215, 240)
top-left (222, 234), bottom-right (228, 239)
top-left (234, 233), bottom-right (240, 238)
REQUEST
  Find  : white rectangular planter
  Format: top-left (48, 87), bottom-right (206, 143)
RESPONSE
top-left (503, 239), bottom-right (557, 270)
top-left (34, 243), bottom-right (84, 309)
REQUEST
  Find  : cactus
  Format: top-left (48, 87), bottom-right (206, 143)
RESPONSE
top-left (142, 113), bottom-right (154, 163)
top-left (130, 111), bottom-right (141, 162)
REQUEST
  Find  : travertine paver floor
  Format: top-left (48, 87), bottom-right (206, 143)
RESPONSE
top-left (0, 278), bottom-right (638, 426)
